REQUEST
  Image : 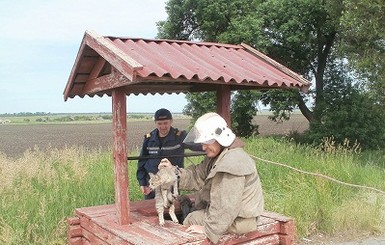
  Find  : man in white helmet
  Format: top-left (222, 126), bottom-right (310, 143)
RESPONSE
top-left (159, 112), bottom-right (264, 244)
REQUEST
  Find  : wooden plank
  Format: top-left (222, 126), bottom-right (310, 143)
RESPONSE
top-left (67, 237), bottom-right (83, 245)
top-left (64, 34), bottom-right (88, 101)
top-left (261, 211), bottom-right (292, 222)
top-left (90, 210), bottom-right (206, 244)
top-left (212, 222), bottom-right (280, 244)
top-left (67, 217), bottom-right (81, 225)
top-left (279, 219), bottom-right (295, 245)
top-left (82, 69), bottom-right (131, 95)
top-left (112, 88), bottom-right (129, 225)
top-left (234, 234), bottom-right (280, 245)
top-left (128, 220), bottom-right (204, 244)
top-left (68, 225), bottom-right (82, 238)
top-left (82, 228), bottom-right (110, 245)
top-left (77, 56), bottom-right (97, 74)
top-left (71, 202), bottom-right (294, 245)
top-left (67, 216), bottom-right (83, 245)
top-left (80, 216), bottom-right (130, 245)
top-left (94, 208), bottom-right (281, 245)
top-left (89, 57), bottom-right (106, 80)
top-left (84, 30), bottom-right (142, 83)
top-left (75, 205), bottom-right (116, 220)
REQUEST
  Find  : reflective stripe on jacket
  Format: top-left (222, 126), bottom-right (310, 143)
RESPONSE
top-left (136, 127), bottom-right (186, 186)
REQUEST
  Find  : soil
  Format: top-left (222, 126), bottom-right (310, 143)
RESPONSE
top-left (0, 114), bottom-right (309, 158)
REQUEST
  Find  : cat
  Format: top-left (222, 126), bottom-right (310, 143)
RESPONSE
top-left (148, 165), bottom-right (179, 226)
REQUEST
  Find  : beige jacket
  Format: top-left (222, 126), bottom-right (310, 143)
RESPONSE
top-left (179, 138), bottom-right (264, 243)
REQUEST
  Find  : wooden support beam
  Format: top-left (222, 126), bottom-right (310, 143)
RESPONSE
top-left (216, 85), bottom-right (231, 125)
top-left (82, 69), bottom-right (132, 95)
top-left (89, 57), bottom-right (106, 80)
top-left (85, 30), bottom-right (142, 82)
top-left (112, 88), bottom-right (129, 225)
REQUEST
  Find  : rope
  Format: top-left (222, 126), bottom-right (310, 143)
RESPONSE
top-left (250, 154), bottom-right (385, 195)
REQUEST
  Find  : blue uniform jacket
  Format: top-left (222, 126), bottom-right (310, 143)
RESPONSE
top-left (136, 127), bottom-right (186, 187)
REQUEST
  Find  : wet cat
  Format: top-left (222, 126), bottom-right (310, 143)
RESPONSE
top-left (148, 164), bottom-right (179, 226)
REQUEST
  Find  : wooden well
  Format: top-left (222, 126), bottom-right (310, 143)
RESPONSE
top-left (64, 30), bottom-right (310, 244)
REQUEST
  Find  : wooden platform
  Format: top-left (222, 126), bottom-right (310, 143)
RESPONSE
top-left (67, 199), bottom-right (295, 244)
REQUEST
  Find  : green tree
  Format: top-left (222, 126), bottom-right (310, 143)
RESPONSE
top-left (305, 60), bottom-right (385, 149)
top-left (340, 0), bottom-right (385, 104)
top-left (230, 91), bottom-right (260, 137)
top-left (182, 92), bottom-right (216, 122)
top-left (182, 91), bottom-right (260, 137)
top-left (157, 0), bottom-right (385, 148)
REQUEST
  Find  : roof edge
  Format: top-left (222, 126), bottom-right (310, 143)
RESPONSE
top-left (241, 43), bottom-right (311, 91)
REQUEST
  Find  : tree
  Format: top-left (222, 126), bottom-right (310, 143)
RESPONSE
top-left (340, 0), bottom-right (385, 104)
top-left (182, 91), bottom-right (260, 137)
top-left (305, 60), bottom-right (385, 149)
top-left (157, 0), bottom-right (385, 148)
top-left (230, 91), bottom-right (260, 137)
top-left (182, 92), bottom-right (216, 122)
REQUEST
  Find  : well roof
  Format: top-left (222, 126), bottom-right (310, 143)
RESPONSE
top-left (63, 30), bottom-right (310, 101)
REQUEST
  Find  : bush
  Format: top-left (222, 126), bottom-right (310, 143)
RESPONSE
top-left (304, 80), bottom-right (385, 150)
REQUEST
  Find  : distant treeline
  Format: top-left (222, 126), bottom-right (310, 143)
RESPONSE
top-left (0, 112), bottom-right (159, 124)
top-left (0, 112), bottom-right (183, 117)
top-left (0, 112), bottom-right (56, 117)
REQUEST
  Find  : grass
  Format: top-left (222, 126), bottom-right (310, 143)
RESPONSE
top-left (0, 138), bottom-right (384, 244)
top-left (244, 136), bottom-right (385, 237)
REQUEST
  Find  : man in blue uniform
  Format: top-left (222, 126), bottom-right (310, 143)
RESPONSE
top-left (136, 108), bottom-right (196, 199)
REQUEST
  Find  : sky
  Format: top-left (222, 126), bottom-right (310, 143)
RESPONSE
top-left (0, 0), bottom-right (189, 114)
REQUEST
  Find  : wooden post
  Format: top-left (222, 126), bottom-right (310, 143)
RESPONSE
top-left (112, 88), bottom-right (130, 225)
top-left (216, 85), bottom-right (231, 125)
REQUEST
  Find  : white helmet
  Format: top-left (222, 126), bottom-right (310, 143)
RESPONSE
top-left (183, 112), bottom-right (236, 147)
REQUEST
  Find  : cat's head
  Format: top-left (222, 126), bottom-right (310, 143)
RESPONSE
top-left (148, 172), bottom-right (160, 189)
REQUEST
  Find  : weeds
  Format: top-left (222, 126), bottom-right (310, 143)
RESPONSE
top-left (244, 136), bottom-right (385, 238)
top-left (0, 138), bottom-right (384, 244)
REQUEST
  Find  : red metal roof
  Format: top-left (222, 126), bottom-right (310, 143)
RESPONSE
top-left (64, 30), bottom-right (310, 101)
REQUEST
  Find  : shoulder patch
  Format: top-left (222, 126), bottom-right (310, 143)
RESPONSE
top-left (145, 133), bottom-right (151, 138)
top-left (176, 130), bottom-right (182, 136)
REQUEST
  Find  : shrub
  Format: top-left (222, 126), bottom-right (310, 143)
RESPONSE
top-left (305, 81), bottom-right (385, 150)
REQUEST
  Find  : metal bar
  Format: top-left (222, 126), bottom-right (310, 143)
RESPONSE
top-left (127, 152), bottom-right (206, 161)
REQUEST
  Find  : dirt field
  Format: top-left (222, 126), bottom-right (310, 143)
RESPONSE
top-left (0, 114), bottom-right (308, 158)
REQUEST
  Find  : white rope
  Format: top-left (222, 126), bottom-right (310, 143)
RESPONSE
top-left (250, 154), bottom-right (385, 195)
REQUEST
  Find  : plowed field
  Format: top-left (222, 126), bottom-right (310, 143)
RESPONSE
top-left (0, 115), bottom-right (308, 158)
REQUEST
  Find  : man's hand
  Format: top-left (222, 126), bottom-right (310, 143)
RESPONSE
top-left (186, 225), bottom-right (205, 234)
top-left (158, 158), bottom-right (172, 169)
top-left (140, 186), bottom-right (152, 195)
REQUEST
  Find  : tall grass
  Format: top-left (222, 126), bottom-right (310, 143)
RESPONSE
top-left (0, 138), bottom-right (384, 244)
top-left (0, 146), bottom-right (115, 244)
top-left (245, 136), bottom-right (385, 237)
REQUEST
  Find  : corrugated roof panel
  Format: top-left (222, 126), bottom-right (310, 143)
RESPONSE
top-left (63, 31), bottom-right (311, 100)
top-left (176, 43), bottom-right (233, 82)
top-left (111, 38), bottom-right (274, 83)
top-left (236, 49), bottom-right (285, 85)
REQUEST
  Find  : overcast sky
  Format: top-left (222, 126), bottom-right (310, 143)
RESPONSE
top-left (0, 0), bottom-right (189, 114)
